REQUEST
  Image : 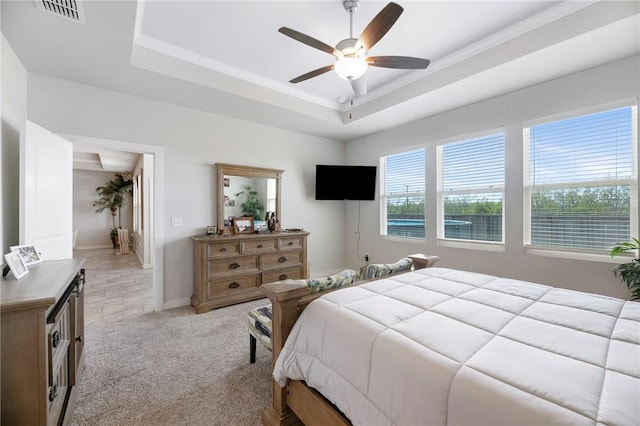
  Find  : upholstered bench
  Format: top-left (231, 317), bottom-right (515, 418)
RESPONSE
top-left (248, 269), bottom-right (357, 363)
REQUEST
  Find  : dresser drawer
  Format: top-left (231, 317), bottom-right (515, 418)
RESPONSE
top-left (207, 274), bottom-right (260, 299)
top-left (47, 360), bottom-right (69, 426)
top-left (207, 256), bottom-right (259, 276)
top-left (279, 236), bottom-right (304, 250)
top-left (262, 251), bottom-right (302, 269)
top-left (47, 301), bottom-right (70, 386)
top-left (242, 239), bottom-right (277, 254)
top-left (263, 267), bottom-right (304, 284)
top-left (207, 242), bottom-right (241, 258)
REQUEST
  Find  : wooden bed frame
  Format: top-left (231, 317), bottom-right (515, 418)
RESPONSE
top-left (260, 254), bottom-right (441, 426)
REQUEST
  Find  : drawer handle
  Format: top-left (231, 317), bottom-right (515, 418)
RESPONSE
top-left (52, 331), bottom-right (61, 348)
top-left (76, 335), bottom-right (83, 343)
top-left (229, 262), bottom-right (240, 269)
top-left (220, 247), bottom-right (227, 252)
top-left (257, 244), bottom-right (263, 248)
top-left (288, 242), bottom-right (294, 246)
top-left (229, 281), bottom-right (240, 289)
top-left (278, 256), bottom-right (287, 263)
top-left (49, 384), bottom-right (58, 402)
top-left (279, 274), bottom-right (288, 280)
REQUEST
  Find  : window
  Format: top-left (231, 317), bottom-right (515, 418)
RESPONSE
top-left (380, 149), bottom-right (425, 238)
top-left (438, 133), bottom-right (505, 243)
top-left (524, 105), bottom-right (637, 252)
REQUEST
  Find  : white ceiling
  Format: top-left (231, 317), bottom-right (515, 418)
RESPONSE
top-left (2, 0), bottom-right (639, 146)
top-left (72, 145), bottom-right (141, 173)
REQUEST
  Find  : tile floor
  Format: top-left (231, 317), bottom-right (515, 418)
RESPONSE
top-left (74, 248), bottom-right (153, 325)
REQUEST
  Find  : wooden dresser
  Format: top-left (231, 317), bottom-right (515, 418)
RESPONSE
top-left (191, 231), bottom-right (309, 313)
top-left (1, 258), bottom-right (86, 426)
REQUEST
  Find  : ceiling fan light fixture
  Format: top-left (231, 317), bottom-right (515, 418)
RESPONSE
top-left (334, 56), bottom-right (368, 80)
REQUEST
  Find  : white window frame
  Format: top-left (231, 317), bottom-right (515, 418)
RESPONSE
top-left (380, 148), bottom-right (426, 240)
top-left (523, 101), bottom-right (638, 259)
top-left (436, 130), bottom-right (505, 249)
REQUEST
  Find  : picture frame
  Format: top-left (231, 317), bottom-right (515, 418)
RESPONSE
top-left (4, 252), bottom-right (29, 279)
top-left (233, 217), bottom-right (254, 234)
top-left (206, 225), bottom-right (218, 235)
top-left (10, 244), bottom-right (42, 266)
top-left (223, 178), bottom-right (230, 187)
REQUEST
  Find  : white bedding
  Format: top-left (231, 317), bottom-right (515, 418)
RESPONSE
top-left (273, 267), bottom-right (640, 426)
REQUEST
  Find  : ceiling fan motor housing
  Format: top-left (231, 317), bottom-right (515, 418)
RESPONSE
top-left (336, 38), bottom-right (363, 56)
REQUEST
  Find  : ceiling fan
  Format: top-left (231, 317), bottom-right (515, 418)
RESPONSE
top-left (278, 0), bottom-right (430, 97)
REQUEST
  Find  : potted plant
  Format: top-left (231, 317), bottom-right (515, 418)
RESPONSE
top-left (235, 185), bottom-right (264, 220)
top-left (93, 173), bottom-right (133, 248)
top-left (610, 238), bottom-right (640, 301)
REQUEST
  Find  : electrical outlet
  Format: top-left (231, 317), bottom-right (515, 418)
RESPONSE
top-left (171, 217), bottom-right (182, 227)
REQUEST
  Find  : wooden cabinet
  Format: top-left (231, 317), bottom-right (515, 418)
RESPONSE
top-left (191, 231), bottom-right (309, 313)
top-left (1, 259), bottom-right (86, 426)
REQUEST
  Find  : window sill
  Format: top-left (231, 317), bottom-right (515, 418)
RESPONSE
top-left (525, 247), bottom-right (632, 263)
top-left (382, 235), bottom-right (426, 244)
top-left (437, 239), bottom-right (505, 252)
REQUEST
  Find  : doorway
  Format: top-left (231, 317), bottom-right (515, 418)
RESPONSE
top-left (60, 133), bottom-right (164, 312)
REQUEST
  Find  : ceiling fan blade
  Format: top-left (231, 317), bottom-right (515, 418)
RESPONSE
top-left (350, 75), bottom-right (367, 96)
top-left (290, 65), bottom-right (334, 84)
top-left (367, 56), bottom-right (430, 69)
top-left (358, 2), bottom-right (404, 51)
top-left (279, 27), bottom-right (338, 57)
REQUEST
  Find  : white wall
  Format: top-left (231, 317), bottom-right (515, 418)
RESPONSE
top-left (1, 35), bottom-right (26, 257)
top-left (73, 169), bottom-right (133, 249)
top-left (345, 55), bottom-right (640, 300)
top-left (27, 74), bottom-right (346, 307)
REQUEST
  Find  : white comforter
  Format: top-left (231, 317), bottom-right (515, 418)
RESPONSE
top-left (273, 267), bottom-right (640, 426)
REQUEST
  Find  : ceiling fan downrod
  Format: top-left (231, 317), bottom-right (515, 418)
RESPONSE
top-left (343, 0), bottom-right (360, 38)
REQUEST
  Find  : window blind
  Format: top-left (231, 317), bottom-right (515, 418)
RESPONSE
top-left (440, 133), bottom-right (504, 242)
top-left (525, 105), bottom-right (637, 251)
top-left (385, 150), bottom-right (425, 195)
top-left (382, 149), bottom-right (425, 239)
top-left (442, 133), bottom-right (505, 192)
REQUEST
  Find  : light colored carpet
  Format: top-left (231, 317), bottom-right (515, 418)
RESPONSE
top-left (71, 299), bottom-right (272, 426)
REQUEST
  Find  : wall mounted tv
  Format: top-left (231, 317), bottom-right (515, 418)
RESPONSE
top-left (315, 165), bottom-right (377, 201)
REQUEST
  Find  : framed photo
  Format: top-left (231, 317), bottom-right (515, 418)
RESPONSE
top-left (233, 217), bottom-right (254, 234)
top-left (4, 252), bottom-right (29, 279)
top-left (206, 225), bottom-right (217, 235)
top-left (10, 244), bottom-right (42, 266)
top-left (223, 178), bottom-right (230, 187)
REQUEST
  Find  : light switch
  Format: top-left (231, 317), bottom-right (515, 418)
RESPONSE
top-left (171, 217), bottom-right (182, 227)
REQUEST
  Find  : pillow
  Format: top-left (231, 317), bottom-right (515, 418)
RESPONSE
top-left (359, 257), bottom-right (413, 280)
top-left (305, 269), bottom-right (357, 293)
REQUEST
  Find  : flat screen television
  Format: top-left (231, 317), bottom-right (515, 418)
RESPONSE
top-left (315, 165), bottom-right (377, 200)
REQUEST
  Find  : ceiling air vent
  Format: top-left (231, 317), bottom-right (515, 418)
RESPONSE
top-left (35, 0), bottom-right (85, 24)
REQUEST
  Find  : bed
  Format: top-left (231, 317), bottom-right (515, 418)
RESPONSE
top-left (260, 254), bottom-right (640, 426)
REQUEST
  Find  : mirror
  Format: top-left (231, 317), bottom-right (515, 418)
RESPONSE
top-left (216, 163), bottom-right (283, 234)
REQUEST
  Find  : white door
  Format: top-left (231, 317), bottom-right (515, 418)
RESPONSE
top-left (23, 121), bottom-right (73, 259)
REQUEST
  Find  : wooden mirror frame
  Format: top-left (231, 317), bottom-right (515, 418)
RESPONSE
top-left (216, 163), bottom-right (283, 234)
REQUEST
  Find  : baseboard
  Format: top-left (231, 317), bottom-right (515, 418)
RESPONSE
top-left (163, 298), bottom-right (191, 310)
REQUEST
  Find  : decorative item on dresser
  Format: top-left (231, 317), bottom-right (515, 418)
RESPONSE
top-left (1, 258), bottom-right (86, 425)
top-left (191, 231), bottom-right (309, 313)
